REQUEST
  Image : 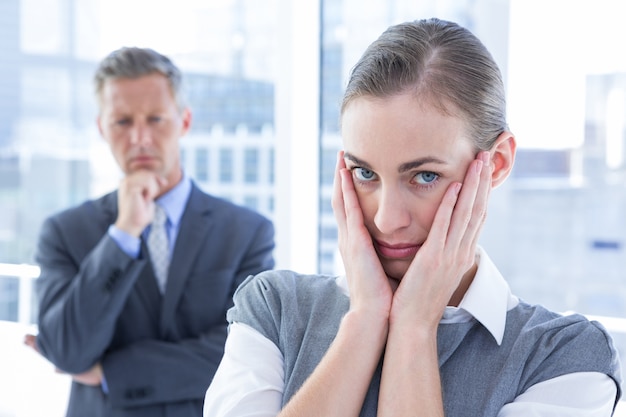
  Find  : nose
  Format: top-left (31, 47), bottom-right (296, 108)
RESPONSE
top-left (373, 184), bottom-right (411, 235)
top-left (129, 122), bottom-right (152, 146)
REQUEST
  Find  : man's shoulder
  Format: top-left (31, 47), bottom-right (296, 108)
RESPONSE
top-left (46, 191), bottom-right (117, 229)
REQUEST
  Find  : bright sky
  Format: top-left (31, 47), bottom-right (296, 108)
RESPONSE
top-left (97, 0), bottom-right (204, 56)
top-left (508, 0), bottom-right (626, 149)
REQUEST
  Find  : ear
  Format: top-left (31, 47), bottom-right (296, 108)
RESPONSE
top-left (96, 116), bottom-right (105, 139)
top-left (489, 131), bottom-right (516, 188)
top-left (180, 107), bottom-right (192, 136)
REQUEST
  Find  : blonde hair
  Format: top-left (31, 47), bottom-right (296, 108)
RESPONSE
top-left (341, 18), bottom-right (507, 151)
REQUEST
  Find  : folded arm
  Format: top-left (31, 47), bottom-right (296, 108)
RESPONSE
top-left (35, 217), bottom-right (146, 373)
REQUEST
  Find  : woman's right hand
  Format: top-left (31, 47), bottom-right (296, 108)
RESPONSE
top-left (332, 151), bottom-right (393, 319)
top-left (277, 152), bottom-right (393, 417)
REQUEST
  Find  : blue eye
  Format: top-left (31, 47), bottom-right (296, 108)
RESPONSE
top-left (416, 171), bottom-right (439, 184)
top-left (353, 167), bottom-right (376, 181)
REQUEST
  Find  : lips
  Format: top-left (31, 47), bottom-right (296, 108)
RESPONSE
top-left (128, 155), bottom-right (157, 167)
top-left (374, 240), bottom-right (420, 259)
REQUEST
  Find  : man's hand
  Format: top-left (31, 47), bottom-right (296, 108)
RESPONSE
top-left (115, 170), bottom-right (168, 237)
top-left (70, 363), bottom-right (103, 386)
top-left (23, 333), bottom-right (103, 386)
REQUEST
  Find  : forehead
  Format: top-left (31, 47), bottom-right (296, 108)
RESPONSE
top-left (99, 73), bottom-right (175, 110)
top-left (341, 94), bottom-right (474, 165)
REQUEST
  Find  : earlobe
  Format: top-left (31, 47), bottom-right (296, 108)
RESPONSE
top-left (182, 108), bottom-right (192, 133)
top-left (490, 131), bottom-right (516, 188)
top-left (96, 116), bottom-right (104, 138)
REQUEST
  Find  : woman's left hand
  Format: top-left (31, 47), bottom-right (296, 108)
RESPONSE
top-left (391, 151), bottom-right (492, 328)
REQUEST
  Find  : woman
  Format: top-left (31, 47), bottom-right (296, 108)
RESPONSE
top-left (204, 18), bottom-right (622, 416)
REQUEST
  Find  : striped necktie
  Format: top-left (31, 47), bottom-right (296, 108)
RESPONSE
top-left (147, 205), bottom-right (170, 293)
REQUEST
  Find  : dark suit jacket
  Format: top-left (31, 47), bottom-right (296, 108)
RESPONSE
top-left (34, 182), bottom-right (275, 417)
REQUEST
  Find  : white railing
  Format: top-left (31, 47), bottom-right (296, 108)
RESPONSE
top-left (0, 263), bottom-right (40, 324)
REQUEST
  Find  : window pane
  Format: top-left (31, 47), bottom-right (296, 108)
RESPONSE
top-left (219, 148), bottom-right (234, 183)
top-left (195, 148), bottom-right (209, 182)
top-left (244, 148), bottom-right (259, 183)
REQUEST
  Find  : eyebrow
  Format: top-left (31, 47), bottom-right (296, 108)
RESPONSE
top-left (343, 152), bottom-right (447, 173)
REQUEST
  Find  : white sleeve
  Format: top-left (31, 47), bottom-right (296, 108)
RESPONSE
top-left (203, 322), bottom-right (285, 417)
top-left (498, 372), bottom-right (618, 417)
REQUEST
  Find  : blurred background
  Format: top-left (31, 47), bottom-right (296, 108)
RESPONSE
top-left (1, 0), bottom-right (626, 415)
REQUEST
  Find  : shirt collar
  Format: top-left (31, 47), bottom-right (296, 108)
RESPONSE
top-left (154, 172), bottom-right (192, 227)
top-left (447, 246), bottom-right (516, 346)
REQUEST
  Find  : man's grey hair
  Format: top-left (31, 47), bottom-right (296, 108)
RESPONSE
top-left (93, 47), bottom-right (186, 109)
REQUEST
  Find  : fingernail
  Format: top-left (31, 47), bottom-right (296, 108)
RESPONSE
top-left (481, 151), bottom-right (490, 166)
top-left (475, 159), bottom-right (483, 174)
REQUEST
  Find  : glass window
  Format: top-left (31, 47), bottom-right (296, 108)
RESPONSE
top-left (0, 278), bottom-right (18, 321)
top-left (3, 0), bottom-right (626, 414)
top-left (243, 195), bottom-right (259, 211)
top-left (268, 148), bottom-right (275, 184)
top-left (195, 147), bottom-right (209, 182)
top-left (244, 148), bottom-right (259, 183)
top-left (219, 148), bottom-right (234, 183)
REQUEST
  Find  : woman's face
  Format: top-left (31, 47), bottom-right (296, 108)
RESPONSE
top-left (341, 93), bottom-right (478, 280)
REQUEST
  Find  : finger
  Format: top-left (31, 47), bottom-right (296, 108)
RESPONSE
top-left (156, 175), bottom-right (169, 190)
top-left (332, 151), bottom-right (348, 232)
top-left (445, 156), bottom-right (484, 248)
top-left (424, 180), bottom-right (462, 251)
top-left (340, 168), bottom-right (366, 234)
top-left (141, 174), bottom-right (163, 202)
top-left (23, 334), bottom-right (37, 349)
top-left (465, 152), bottom-right (492, 251)
top-left (454, 151), bottom-right (491, 252)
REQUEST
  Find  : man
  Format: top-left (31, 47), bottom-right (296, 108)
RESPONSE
top-left (25, 47), bottom-right (275, 417)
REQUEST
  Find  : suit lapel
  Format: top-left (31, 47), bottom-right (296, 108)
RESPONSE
top-left (160, 185), bottom-right (214, 330)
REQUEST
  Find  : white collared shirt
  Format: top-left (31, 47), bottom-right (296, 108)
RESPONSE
top-left (203, 248), bottom-right (618, 417)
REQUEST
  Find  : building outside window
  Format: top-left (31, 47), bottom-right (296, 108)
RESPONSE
top-left (218, 148), bottom-right (234, 183)
top-left (194, 147), bottom-right (209, 182)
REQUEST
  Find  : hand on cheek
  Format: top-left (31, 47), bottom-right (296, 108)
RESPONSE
top-left (392, 151), bottom-right (491, 326)
top-left (332, 151), bottom-right (392, 317)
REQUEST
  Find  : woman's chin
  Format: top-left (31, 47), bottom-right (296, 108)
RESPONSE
top-left (386, 276), bottom-right (401, 292)
top-left (382, 259), bottom-right (410, 282)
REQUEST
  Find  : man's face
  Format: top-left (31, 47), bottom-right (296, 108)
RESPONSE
top-left (97, 73), bottom-right (191, 184)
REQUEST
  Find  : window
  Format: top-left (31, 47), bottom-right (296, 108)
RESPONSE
top-left (195, 148), bottom-right (209, 182)
top-left (243, 195), bottom-right (259, 211)
top-left (3, 0), bottom-right (626, 415)
top-left (244, 148), bottom-right (259, 183)
top-left (219, 148), bottom-right (234, 183)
